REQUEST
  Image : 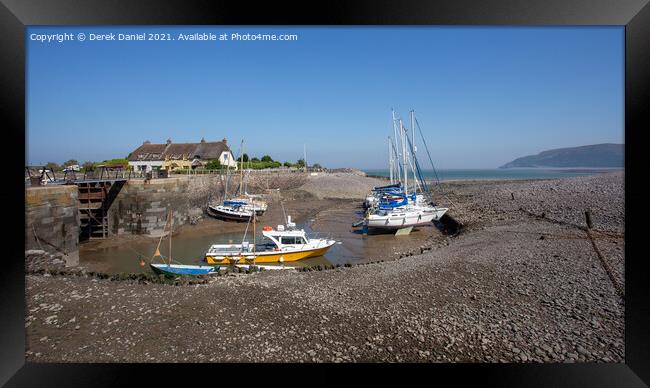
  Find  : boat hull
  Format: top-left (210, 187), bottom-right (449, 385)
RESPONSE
top-left (205, 244), bottom-right (334, 264)
top-left (208, 205), bottom-right (252, 222)
top-left (366, 207), bottom-right (448, 230)
top-left (150, 263), bottom-right (216, 276)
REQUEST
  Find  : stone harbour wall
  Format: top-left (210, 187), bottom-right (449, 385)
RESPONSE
top-left (25, 185), bottom-right (80, 266)
top-left (24, 172), bottom-right (313, 251)
top-left (108, 175), bottom-right (223, 236)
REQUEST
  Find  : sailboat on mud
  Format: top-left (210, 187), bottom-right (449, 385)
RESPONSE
top-left (359, 110), bottom-right (448, 234)
top-left (149, 209), bottom-right (217, 276)
top-left (208, 140), bottom-right (267, 222)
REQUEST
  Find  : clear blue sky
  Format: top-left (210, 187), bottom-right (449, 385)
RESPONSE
top-left (26, 26), bottom-right (624, 169)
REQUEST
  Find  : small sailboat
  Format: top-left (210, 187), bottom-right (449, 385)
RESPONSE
top-left (208, 140), bottom-right (267, 221)
top-left (208, 200), bottom-right (255, 221)
top-left (149, 210), bottom-right (217, 277)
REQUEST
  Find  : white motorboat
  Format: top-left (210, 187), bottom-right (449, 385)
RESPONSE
top-left (204, 216), bottom-right (337, 264)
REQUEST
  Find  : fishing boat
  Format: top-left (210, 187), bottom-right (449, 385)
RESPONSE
top-left (149, 210), bottom-right (217, 277)
top-left (204, 215), bottom-right (337, 264)
top-left (360, 110), bottom-right (448, 234)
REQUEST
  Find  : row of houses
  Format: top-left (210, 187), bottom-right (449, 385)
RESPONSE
top-left (127, 138), bottom-right (237, 172)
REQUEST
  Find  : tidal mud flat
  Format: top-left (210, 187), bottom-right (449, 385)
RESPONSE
top-left (25, 172), bottom-right (624, 362)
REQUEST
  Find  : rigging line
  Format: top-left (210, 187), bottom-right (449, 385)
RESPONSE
top-left (125, 244), bottom-right (150, 260)
top-left (278, 189), bottom-right (288, 225)
top-left (405, 131), bottom-right (430, 198)
top-left (390, 136), bottom-right (404, 180)
top-left (414, 116), bottom-right (441, 184)
top-left (414, 116), bottom-right (457, 208)
top-left (152, 211), bottom-right (170, 260)
top-left (241, 208), bottom-right (252, 247)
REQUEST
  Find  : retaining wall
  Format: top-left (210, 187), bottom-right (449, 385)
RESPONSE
top-left (108, 175), bottom-right (222, 236)
top-left (25, 185), bottom-right (80, 266)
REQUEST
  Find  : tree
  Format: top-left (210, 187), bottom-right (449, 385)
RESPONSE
top-left (283, 162), bottom-right (292, 167)
top-left (261, 155), bottom-right (273, 162)
top-left (101, 158), bottom-right (129, 166)
top-left (242, 153), bottom-right (249, 162)
top-left (312, 163), bottom-right (322, 169)
top-left (44, 162), bottom-right (60, 172)
top-left (64, 159), bottom-right (79, 167)
top-left (297, 158), bottom-right (305, 167)
top-left (205, 159), bottom-right (222, 170)
top-left (251, 157), bottom-right (260, 162)
top-left (82, 161), bottom-right (95, 171)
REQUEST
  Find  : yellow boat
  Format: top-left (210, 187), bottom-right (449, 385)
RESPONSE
top-left (204, 216), bottom-right (337, 265)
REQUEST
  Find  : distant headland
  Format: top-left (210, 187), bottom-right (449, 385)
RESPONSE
top-left (500, 143), bottom-right (623, 168)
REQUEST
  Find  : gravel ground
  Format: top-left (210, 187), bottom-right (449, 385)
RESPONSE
top-left (299, 172), bottom-right (385, 199)
top-left (24, 172), bottom-right (624, 363)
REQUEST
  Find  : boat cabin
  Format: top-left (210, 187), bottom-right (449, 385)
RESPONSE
top-left (262, 228), bottom-right (310, 248)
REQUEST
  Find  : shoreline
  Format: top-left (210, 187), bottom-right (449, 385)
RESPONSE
top-left (364, 168), bottom-right (622, 183)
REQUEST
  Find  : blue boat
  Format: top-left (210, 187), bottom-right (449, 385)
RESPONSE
top-left (150, 263), bottom-right (216, 277)
top-left (147, 209), bottom-right (218, 277)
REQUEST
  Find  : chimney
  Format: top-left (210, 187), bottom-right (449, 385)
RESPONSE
top-left (200, 137), bottom-right (206, 143)
top-left (222, 138), bottom-right (227, 145)
top-left (143, 140), bottom-right (151, 145)
top-left (166, 138), bottom-right (172, 145)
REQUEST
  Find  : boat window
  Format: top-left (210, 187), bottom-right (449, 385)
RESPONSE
top-left (295, 237), bottom-right (306, 244)
top-left (281, 236), bottom-right (296, 244)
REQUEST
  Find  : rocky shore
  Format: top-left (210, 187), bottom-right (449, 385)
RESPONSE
top-left (25, 171), bottom-right (624, 363)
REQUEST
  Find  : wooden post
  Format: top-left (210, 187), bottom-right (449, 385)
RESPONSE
top-left (585, 210), bottom-right (593, 229)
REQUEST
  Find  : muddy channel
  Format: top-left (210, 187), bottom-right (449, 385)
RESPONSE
top-left (79, 198), bottom-right (447, 274)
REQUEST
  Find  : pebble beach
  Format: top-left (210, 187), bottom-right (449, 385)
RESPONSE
top-left (24, 171), bottom-right (624, 362)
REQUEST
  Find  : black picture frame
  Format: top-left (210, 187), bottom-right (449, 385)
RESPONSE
top-left (2, 0), bottom-right (648, 386)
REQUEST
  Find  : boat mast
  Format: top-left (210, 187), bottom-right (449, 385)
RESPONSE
top-left (392, 109), bottom-right (401, 184)
top-left (224, 157), bottom-right (230, 201)
top-left (410, 110), bottom-right (417, 196)
top-left (304, 144), bottom-right (307, 173)
top-left (252, 204), bottom-right (256, 265)
top-left (388, 136), bottom-right (393, 184)
top-left (239, 139), bottom-right (244, 195)
top-left (401, 119), bottom-right (408, 196)
top-left (168, 209), bottom-right (172, 266)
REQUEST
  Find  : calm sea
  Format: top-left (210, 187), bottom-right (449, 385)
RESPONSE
top-left (363, 168), bottom-right (622, 182)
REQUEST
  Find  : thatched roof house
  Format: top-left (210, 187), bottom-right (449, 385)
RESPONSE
top-left (127, 138), bottom-right (236, 172)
